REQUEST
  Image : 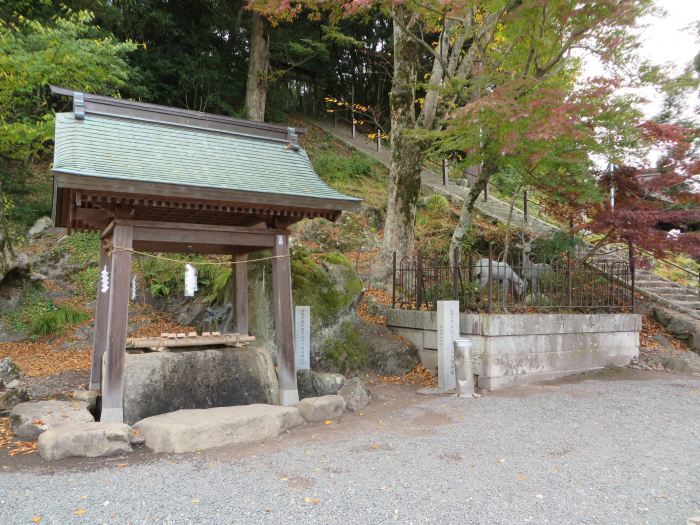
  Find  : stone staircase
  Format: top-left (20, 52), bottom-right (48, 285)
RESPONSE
top-left (307, 117), bottom-right (700, 322)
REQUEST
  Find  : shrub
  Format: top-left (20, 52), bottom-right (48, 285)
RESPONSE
top-left (30, 306), bottom-right (90, 336)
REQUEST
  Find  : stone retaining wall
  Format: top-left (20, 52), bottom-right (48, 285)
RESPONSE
top-left (387, 311), bottom-right (641, 390)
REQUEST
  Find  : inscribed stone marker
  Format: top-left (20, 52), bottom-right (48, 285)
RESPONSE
top-left (294, 306), bottom-right (311, 371)
top-left (437, 301), bottom-right (460, 389)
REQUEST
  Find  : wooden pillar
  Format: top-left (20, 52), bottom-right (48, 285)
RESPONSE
top-left (271, 234), bottom-right (298, 406)
top-left (89, 239), bottom-right (111, 391)
top-left (101, 223), bottom-right (133, 423)
top-left (231, 254), bottom-right (249, 334)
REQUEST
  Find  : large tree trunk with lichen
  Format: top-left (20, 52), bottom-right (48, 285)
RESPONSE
top-left (379, 7), bottom-right (422, 279)
top-left (244, 13), bottom-right (269, 122)
top-left (448, 158), bottom-right (494, 264)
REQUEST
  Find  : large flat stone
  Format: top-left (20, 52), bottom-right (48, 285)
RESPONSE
top-left (10, 400), bottom-right (94, 439)
top-left (38, 422), bottom-right (132, 461)
top-left (298, 395), bottom-right (346, 422)
top-left (134, 404), bottom-right (304, 453)
top-left (123, 347), bottom-right (279, 425)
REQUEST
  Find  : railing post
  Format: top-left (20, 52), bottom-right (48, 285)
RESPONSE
top-left (392, 252), bottom-right (396, 309)
top-left (567, 250), bottom-right (573, 310)
top-left (523, 190), bottom-right (529, 224)
top-left (333, 110), bottom-right (337, 128)
top-left (483, 182), bottom-right (489, 202)
top-left (452, 247), bottom-right (460, 300)
top-left (442, 158), bottom-right (449, 186)
top-left (487, 243), bottom-right (493, 314)
top-left (350, 86), bottom-right (356, 139)
top-left (377, 129), bottom-right (381, 152)
top-left (628, 242), bottom-right (635, 313)
top-left (416, 252), bottom-right (423, 309)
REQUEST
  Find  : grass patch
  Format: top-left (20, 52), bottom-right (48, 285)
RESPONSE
top-left (29, 305), bottom-right (90, 336)
top-left (2, 283), bottom-right (54, 333)
top-left (52, 231), bottom-right (101, 267)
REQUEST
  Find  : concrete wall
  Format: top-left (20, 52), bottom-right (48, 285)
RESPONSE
top-left (387, 310), bottom-right (641, 390)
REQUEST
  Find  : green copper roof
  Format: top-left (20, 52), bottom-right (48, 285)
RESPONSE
top-left (53, 112), bottom-right (360, 206)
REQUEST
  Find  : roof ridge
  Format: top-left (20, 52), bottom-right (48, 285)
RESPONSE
top-left (50, 85), bottom-right (305, 144)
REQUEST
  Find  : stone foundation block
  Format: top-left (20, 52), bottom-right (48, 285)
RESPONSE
top-left (38, 422), bottom-right (132, 460)
top-left (298, 395), bottom-right (346, 422)
top-left (10, 400), bottom-right (94, 439)
top-left (134, 404), bottom-right (304, 453)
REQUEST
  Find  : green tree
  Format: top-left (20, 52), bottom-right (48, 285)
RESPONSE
top-left (0, 9), bottom-right (135, 162)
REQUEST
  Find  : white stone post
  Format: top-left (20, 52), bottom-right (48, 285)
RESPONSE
top-left (294, 306), bottom-right (311, 371)
top-left (436, 300), bottom-right (460, 390)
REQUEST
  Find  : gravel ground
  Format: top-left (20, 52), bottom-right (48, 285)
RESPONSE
top-left (1, 370), bottom-right (699, 525)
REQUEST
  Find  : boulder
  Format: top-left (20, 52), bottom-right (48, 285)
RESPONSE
top-left (0, 381), bottom-right (30, 415)
top-left (122, 347), bottom-right (279, 425)
top-left (338, 377), bottom-right (371, 412)
top-left (298, 395), bottom-right (346, 422)
top-left (27, 217), bottom-right (53, 237)
top-left (72, 389), bottom-right (99, 412)
top-left (297, 369), bottom-right (316, 400)
top-left (134, 404), bottom-right (304, 453)
top-left (38, 422), bottom-right (132, 461)
top-left (0, 357), bottom-right (20, 387)
top-left (10, 400), bottom-right (94, 439)
top-left (311, 372), bottom-right (345, 396)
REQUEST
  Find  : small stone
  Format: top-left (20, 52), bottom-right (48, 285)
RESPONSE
top-left (0, 383), bottom-right (30, 414)
top-left (38, 422), bottom-right (132, 461)
top-left (298, 395), bottom-right (346, 422)
top-left (297, 369), bottom-right (316, 400)
top-left (27, 216), bottom-right (53, 237)
top-left (10, 400), bottom-right (94, 439)
top-left (28, 272), bottom-right (48, 282)
top-left (0, 357), bottom-right (21, 387)
top-left (311, 372), bottom-right (346, 396)
top-left (338, 377), bottom-right (371, 412)
top-left (72, 389), bottom-right (99, 411)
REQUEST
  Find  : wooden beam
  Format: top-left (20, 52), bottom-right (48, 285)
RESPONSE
top-left (101, 223), bottom-right (133, 423)
top-left (232, 254), bottom-right (249, 334)
top-left (132, 228), bottom-right (275, 248)
top-left (54, 173), bottom-right (361, 214)
top-left (271, 234), bottom-right (298, 406)
top-left (89, 240), bottom-right (110, 391)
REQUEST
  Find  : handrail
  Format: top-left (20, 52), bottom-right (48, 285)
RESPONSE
top-left (314, 101), bottom-right (700, 292)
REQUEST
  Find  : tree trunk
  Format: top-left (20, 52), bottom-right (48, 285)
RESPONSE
top-left (448, 159), bottom-right (494, 264)
top-left (244, 13), bottom-right (269, 122)
top-left (379, 7), bottom-right (422, 279)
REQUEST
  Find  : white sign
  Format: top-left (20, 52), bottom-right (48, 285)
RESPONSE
top-left (437, 301), bottom-right (460, 389)
top-left (294, 306), bottom-right (311, 370)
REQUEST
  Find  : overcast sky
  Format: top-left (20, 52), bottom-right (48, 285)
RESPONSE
top-left (581, 0), bottom-right (700, 119)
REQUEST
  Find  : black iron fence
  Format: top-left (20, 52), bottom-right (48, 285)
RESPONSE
top-left (392, 248), bottom-right (634, 314)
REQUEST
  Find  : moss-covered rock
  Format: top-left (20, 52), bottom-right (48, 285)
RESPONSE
top-left (246, 247), bottom-right (364, 362)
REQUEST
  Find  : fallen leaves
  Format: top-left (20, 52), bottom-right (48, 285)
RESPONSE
top-left (0, 340), bottom-right (91, 377)
top-left (7, 441), bottom-right (37, 456)
top-left (73, 508), bottom-right (87, 516)
top-left (0, 417), bottom-right (37, 456)
top-left (376, 365), bottom-right (438, 388)
top-left (323, 420), bottom-right (333, 425)
top-left (32, 516), bottom-right (41, 523)
top-left (303, 497), bottom-right (321, 505)
top-left (116, 463), bottom-right (128, 468)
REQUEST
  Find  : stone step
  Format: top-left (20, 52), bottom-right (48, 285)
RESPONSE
top-left (134, 404), bottom-right (304, 453)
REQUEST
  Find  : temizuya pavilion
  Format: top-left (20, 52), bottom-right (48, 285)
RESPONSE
top-left (49, 86), bottom-right (361, 423)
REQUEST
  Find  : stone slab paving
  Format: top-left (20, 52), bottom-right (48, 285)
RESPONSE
top-left (1, 371), bottom-right (698, 524)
